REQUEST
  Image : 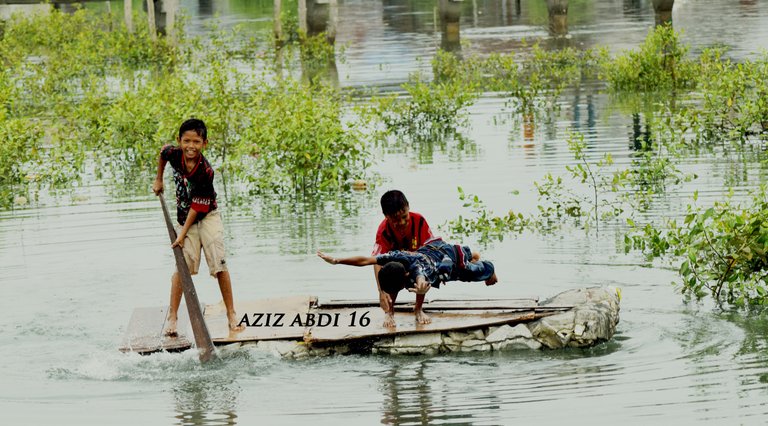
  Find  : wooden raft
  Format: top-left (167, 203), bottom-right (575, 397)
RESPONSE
top-left (119, 295), bottom-right (570, 355)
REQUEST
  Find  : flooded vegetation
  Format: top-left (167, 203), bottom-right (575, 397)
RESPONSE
top-left (4, 1), bottom-right (768, 424)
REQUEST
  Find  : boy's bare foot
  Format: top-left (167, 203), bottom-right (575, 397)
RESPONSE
top-left (415, 310), bottom-right (431, 324)
top-left (228, 312), bottom-right (245, 333)
top-left (485, 273), bottom-right (498, 286)
top-left (383, 313), bottom-right (396, 328)
top-left (163, 316), bottom-right (178, 337)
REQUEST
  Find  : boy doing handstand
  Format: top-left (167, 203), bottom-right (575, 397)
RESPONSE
top-left (318, 238), bottom-right (497, 327)
top-left (152, 118), bottom-right (244, 336)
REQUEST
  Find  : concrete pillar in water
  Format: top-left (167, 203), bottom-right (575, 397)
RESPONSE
top-left (303, 0), bottom-right (338, 44)
top-left (652, 0), bottom-right (674, 26)
top-left (53, 3), bottom-right (79, 14)
top-left (546, 0), bottom-right (568, 37)
top-left (505, 0), bottom-right (521, 23)
top-left (438, 0), bottom-right (462, 53)
top-left (198, 0), bottom-right (213, 16)
top-left (299, 0), bottom-right (339, 86)
top-left (143, 0), bottom-right (176, 37)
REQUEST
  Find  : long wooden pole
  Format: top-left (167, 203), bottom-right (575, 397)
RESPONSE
top-left (160, 197), bottom-right (217, 363)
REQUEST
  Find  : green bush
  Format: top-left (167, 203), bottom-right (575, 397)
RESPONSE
top-left (238, 79), bottom-right (371, 195)
top-left (601, 24), bottom-right (697, 91)
top-left (626, 188), bottom-right (768, 306)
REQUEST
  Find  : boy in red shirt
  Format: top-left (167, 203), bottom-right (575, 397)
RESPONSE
top-left (152, 118), bottom-right (244, 336)
top-left (372, 190), bottom-right (433, 313)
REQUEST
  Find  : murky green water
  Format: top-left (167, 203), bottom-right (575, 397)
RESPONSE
top-left (3, 0), bottom-right (768, 424)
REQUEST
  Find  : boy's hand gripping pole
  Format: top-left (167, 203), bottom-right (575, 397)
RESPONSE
top-left (160, 197), bottom-right (217, 363)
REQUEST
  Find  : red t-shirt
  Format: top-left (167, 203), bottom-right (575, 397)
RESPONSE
top-left (372, 211), bottom-right (433, 255)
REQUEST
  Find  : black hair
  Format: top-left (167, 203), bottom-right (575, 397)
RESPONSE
top-left (380, 190), bottom-right (409, 217)
top-left (378, 261), bottom-right (409, 294)
top-left (178, 118), bottom-right (207, 140)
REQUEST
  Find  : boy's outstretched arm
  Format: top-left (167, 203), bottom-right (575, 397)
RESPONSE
top-left (317, 251), bottom-right (377, 267)
top-left (153, 155), bottom-right (168, 195)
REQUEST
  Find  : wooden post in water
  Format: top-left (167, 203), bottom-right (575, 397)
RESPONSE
top-left (652, 0), bottom-right (674, 26)
top-left (327, 0), bottom-right (338, 44)
top-left (160, 197), bottom-right (217, 363)
top-left (147, 0), bottom-right (157, 41)
top-left (165, 0), bottom-right (178, 41)
top-left (298, 0), bottom-right (307, 35)
top-left (274, 0), bottom-right (283, 44)
top-left (546, 0), bottom-right (568, 36)
top-left (124, 0), bottom-right (133, 32)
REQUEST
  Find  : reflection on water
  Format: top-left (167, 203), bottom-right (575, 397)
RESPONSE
top-left (173, 377), bottom-right (239, 426)
top-left (379, 359), bottom-right (501, 425)
top-left (438, 0), bottom-right (462, 54)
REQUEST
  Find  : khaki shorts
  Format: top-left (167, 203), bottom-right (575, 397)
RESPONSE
top-left (177, 210), bottom-right (228, 278)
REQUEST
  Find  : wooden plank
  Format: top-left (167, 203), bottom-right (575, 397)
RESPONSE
top-left (119, 306), bottom-right (191, 354)
top-left (204, 295), bottom-right (314, 343)
top-left (304, 307), bottom-right (554, 343)
top-left (319, 298), bottom-right (541, 310)
top-left (318, 299), bottom-right (412, 308)
top-left (120, 296), bottom-right (570, 352)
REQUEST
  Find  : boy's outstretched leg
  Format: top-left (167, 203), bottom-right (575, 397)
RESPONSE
top-left (216, 270), bottom-right (245, 333)
top-left (164, 272), bottom-right (183, 337)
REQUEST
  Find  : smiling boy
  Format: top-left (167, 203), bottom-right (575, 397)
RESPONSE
top-left (152, 118), bottom-right (244, 336)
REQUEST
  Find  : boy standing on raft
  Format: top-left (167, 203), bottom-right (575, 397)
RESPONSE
top-left (152, 118), bottom-right (244, 336)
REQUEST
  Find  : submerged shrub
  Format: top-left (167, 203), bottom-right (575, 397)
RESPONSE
top-left (601, 24), bottom-right (697, 91)
top-left (238, 79), bottom-right (371, 195)
top-left (626, 188), bottom-right (768, 306)
top-left (371, 73), bottom-right (478, 136)
top-left (0, 118), bottom-right (42, 187)
top-left (680, 50), bottom-right (768, 143)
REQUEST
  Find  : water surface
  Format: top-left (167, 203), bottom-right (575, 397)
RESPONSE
top-left (2, 1), bottom-right (768, 424)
